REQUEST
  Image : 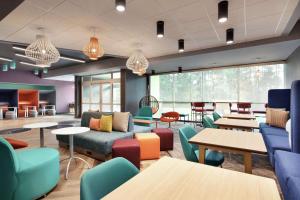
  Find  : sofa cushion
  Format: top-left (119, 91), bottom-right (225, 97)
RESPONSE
top-left (275, 151), bottom-right (300, 200)
top-left (261, 125), bottom-right (287, 137)
top-left (269, 109), bottom-right (289, 128)
top-left (89, 117), bottom-right (101, 131)
top-left (100, 115), bottom-right (113, 132)
top-left (56, 131), bottom-right (134, 155)
top-left (113, 112), bottom-right (129, 132)
top-left (264, 134), bottom-right (290, 166)
top-left (287, 177), bottom-right (300, 200)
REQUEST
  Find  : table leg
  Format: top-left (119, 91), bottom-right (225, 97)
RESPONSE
top-left (40, 128), bottom-right (44, 147)
top-left (199, 146), bottom-right (206, 164)
top-left (65, 135), bottom-right (90, 180)
top-left (244, 152), bottom-right (252, 174)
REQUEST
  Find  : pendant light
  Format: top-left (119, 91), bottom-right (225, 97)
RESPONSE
top-left (218, 1), bottom-right (228, 23)
top-left (157, 21), bottom-right (164, 38)
top-left (226, 28), bottom-right (234, 44)
top-left (83, 29), bottom-right (104, 60)
top-left (178, 39), bottom-right (184, 53)
top-left (10, 61), bottom-right (16, 70)
top-left (115, 0), bottom-right (126, 12)
top-left (126, 49), bottom-right (149, 76)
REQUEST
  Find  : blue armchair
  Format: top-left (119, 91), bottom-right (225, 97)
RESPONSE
top-left (134, 106), bottom-right (153, 127)
top-left (0, 137), bottom-right (60, 200)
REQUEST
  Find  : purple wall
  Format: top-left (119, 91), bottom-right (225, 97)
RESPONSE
top-left (0, 70), bottom-right (74, 113)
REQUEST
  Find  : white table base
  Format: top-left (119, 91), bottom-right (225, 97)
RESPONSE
top-left (62, 135), bottom-right (90, 180)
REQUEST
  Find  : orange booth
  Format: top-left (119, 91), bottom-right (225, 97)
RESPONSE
top-left (18, 90), bottom-right (39, 117)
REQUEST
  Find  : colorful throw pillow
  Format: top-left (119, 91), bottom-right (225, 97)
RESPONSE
top-left (266, 108), bottom-right (285, 124)
top-left (113, 112), bottom-right (130, 132)
top-left (100, 115), bottom-right (113, 132)
top-left (89, 117), bottom-right (101, 131)
top-left (270, 110), bottom-right (289, 128)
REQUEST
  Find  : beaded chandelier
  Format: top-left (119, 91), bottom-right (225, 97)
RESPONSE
top-left (25, 34), bottom-right (60, 67)
top-left (126, 50), bottom-right (149, 76)
top-left (83, 36), bottom-right (104, 60)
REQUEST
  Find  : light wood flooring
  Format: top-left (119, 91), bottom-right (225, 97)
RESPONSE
top-left (0, 115), bottom-right (279, 200)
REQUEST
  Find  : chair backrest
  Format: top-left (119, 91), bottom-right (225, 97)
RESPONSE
top-left (80, 157), bottom-right (139, 200)
top-left (203, 116), bottom-right (215, 128)
top-left (161, 112), bottom-right (180, 120)
top-left (179, 125), bottom-right (199, 162)
top-left (0, 137), bottom-right (19, 200)
top-left (237, 102), bottom-right (251, 114)
top-left (137, 106), bottom-right (153, 117)
top-left (212, 112), bottom-right (221, 121)
top-left (191, 102), bottom-right (205, 108)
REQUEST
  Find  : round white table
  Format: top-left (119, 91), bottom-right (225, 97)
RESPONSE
top-left (51, 127), bottom-right (91, 180)
top-left (23, 122), bottom-right (58, 147)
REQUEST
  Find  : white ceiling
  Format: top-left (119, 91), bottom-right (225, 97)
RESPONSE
top-left (0, 0), bottom-right (299, 58)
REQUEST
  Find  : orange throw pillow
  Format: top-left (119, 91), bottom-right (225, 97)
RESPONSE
top-left (89, 117), bottom-right (101, 131)
top-left (266, 108), bottom-right (285, 124)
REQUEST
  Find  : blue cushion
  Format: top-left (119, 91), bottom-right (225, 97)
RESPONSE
top-left (261, 125), bottom-right (287, 137)
top-left (287, 177), bottom-right (300, 200)
top-left (268, 89), bottom-right (291, 111)
top-left (264, 134), bottom-right (290, 166)
top-left (275, 151), bottom-right (300, 200)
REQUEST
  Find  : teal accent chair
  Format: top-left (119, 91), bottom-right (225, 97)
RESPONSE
top-left (203, 116), bottom-right (218, 128)
top-left (134, 106), bottom-right (153, 126)
top-left (179, 125), bottom-right (224, 166)
top-left (0, 137), bottom-right (60, 200)
top-left (80, 157), bottom-right (139, 200)
top-left (212, 112), bottom-right (222, 121)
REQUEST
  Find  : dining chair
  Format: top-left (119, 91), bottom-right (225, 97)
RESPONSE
top-left (179, 125), bottom-right (224, 166)
top-left (160, 111), bottom-right (180, 127)
top-left (203, 116), bottom-right (218, 128)
top-left (80, 157), bottom-right (139, 200)
top-left (212, 112), bottom-right (222, 121)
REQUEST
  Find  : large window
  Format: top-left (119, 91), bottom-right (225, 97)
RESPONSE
top-left (82, 72), bottom-right (121, 113)
top-left (150, 63), bottom-right (285, 117)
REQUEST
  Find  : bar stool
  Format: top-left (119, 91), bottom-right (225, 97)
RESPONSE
top-left (191, 102), bottom-right (206, 125)
top-left (237, 102), bottom-right (252, 114)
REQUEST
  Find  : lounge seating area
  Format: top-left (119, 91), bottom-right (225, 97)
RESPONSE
top-left (1, 0), bottom-right (300, 199)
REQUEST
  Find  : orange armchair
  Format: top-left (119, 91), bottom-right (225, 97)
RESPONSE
top-left (160, 112), bottom-right (180, 128)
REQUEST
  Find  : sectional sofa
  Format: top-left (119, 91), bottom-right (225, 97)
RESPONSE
top-left (260, 82), bottom-right (300, 200)
top-left (56, 111), bottom-right (152, 160)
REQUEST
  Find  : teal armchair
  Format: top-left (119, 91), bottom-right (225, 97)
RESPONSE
top-left (203, 116), bottom-right (218, 128)
top-left (212, 112), bottom-right (222, 121)
top-left (0, 137), bottom-right (60, 200)
top-left (80, 157), bottom-right (139, 200)
top-left (179, 125), bottom-right (224, 166)
top-left (134, 106), bottom-right (153, 126)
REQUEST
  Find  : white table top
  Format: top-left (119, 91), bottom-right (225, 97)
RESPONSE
top-left (23, 122), bottom-right (58, 129)
top-left (51, 127), bottom-right (90, 135)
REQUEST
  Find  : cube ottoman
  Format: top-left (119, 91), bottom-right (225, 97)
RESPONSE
top-left (112, 139), bottom-right (140, 169)
top-left (135, 133), bottom-right (160, 160)
top-left (151, 128), bottom-right (173, 151)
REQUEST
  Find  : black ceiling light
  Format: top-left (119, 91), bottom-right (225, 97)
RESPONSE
top-left (178, 67), bottom-right (182, 73)
top-left (178, 39), bottom-right (184, 53)
top-left (157, 21), bottom-right (164, 38)
top-left (226, 28), bottom-right (234, 44)
top-left (115, 0), bottom-right (126, 12)
top-left (218, 1), bottom-right (228, 23)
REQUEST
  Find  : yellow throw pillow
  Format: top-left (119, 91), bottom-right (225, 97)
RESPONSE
top-left (266, 108), bottom-right (285, 124)
top-left (270, 110), bottom-right (289, 128)
top-left (100, 115), bottom-right (113, 132)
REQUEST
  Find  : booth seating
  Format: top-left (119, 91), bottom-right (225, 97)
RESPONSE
top-left (18, 90), bottom-right (39, 118)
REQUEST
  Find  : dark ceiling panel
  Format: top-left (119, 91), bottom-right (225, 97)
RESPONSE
top-left (0, 0), bottom-right (24, 21)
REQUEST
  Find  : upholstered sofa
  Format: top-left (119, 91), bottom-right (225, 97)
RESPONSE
top-left (56, 112), bottom-right (152, 160)
top-left (259, 89), bottom-right (291, 166)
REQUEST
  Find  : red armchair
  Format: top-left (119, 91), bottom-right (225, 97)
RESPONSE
top-left (160, 112), bottom-right (180, 128)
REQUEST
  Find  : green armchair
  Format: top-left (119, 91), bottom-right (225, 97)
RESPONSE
top-left (134, 106), bottom-right (153, 126)
top-left (212, 112), bottom-right (222, 121)
top-left (203, 116), bottom-right (218, 128)
top-left (0, 137), bottom-right (60, 200)
top-left (179, 125), bottom-right (224, 166)
top-left (80, 157), bottom-right (139, 200)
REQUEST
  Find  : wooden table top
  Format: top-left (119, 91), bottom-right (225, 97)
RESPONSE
top-left (214, 118), bottom-right (259, 129)
top-left (189, 128), bottom-right (267, 154)
top-left (103, 157), bottom-right (280, 200)
top-left (223, 113), bottom-right (256, 120)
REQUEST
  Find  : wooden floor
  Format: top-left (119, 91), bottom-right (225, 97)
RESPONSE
top-left (0, 115), bottom-right (280, 200)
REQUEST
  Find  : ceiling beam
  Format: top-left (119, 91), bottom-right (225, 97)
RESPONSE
top-left (0, 0), bottom-right (24, 21)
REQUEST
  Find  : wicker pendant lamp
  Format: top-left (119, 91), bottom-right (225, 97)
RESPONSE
top-left (83, 33), bottom-right (104, 60)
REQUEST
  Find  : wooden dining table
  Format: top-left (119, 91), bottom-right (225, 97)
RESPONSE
top-left (103, 157), bottom-right (280, 200)
top-left (214, 118), bottom-right (259, 131)
top-left (223, 113), bottom-right (256, 120)
top-left (189, 128), bottom-right (267, 174)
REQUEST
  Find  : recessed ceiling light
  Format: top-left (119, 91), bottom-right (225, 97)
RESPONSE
top-left (178, 39), bottom-right (184, 53)
top-left (218, 1), bottom-right (228, 23)
top-left (226, 28), bottom-right (234, 45)
top-left (157, 21), bottom-right (164, 38)
top-left (116, 0), bottom-right (126, 12)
